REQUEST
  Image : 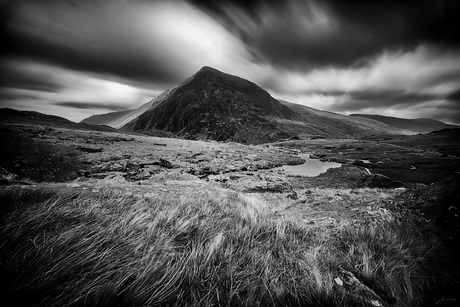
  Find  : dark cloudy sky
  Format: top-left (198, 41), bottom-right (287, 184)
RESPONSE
top-left (1, 0), bottom-right (460, 124)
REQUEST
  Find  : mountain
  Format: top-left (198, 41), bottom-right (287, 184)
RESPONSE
top-left (81, 89), bottom-right (176, 129)
top-left (349, 114), bottom-right (458, 134)
top-left (125, 66), bottom-right (299, 143)
top-left (124, 67), bottom-right (409, 143)
top-left (82, 66), bottom-right (411, 143)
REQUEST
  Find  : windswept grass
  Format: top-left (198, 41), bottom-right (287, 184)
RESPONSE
top-left (0, 186), bottom-right (457, 306)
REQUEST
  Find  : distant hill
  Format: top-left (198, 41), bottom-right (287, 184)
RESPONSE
top-left (0, 108), bottom-right (115, 132)
top-left (80, 110), bottom-right (131, 127)
top-left (81, 88), bottom-right (176, 129)
top-left (349, 114), bottom-right (458, 134)
top-left (81, 66), bottom-right (412, 143)
top-left (279, 101), bottom-right (412, 137)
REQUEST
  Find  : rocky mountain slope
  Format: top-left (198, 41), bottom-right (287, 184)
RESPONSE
top-left (125, 66), bottom-right (300, 143)
top-left (350, 113), bottom-right (458, 133)
top-left (81, 66), bottom-right (411, 143)
top-left (124, 67), bottom-right (410, 143)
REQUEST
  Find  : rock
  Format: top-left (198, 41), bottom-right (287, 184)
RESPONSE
top-left (247, 160), bottom-right (276, 171)
top-left (334, 277), bottom-right (343, 286)
top-left (159, 158), bottom-right (174, 169)
top-left (66, 183), bottom-right (81, 188)
top-left (90, 161), bottom-right (126, 173)
top-left (109, 136), bottom-right (129, 142)
top-left (88, 173), bottom-right (110, 179)
top-left (126, 161), bottom-right (140, 173)
top-left (245, 182), bottom-right (292, 193)
top-left (76, 145), bottom-right (103, 153)
top-left (208, 175), bottom-right (229, 182)
top-left (310, 153), bottom-right (326, 159)
top-left (128, 170), bottom-right (151, 181)
top-left (193, 154), bottom-right (213, 162)
top-left (339, 267), bottom-right (385, 307)
top-left (100, 155), bottom-right (124, 162)
top-left (137, 159), bottom-right (160, 167)
top-left (0, 167), bottom-right (19, 184)
top-left (287, 192), bottom-right (298, 199)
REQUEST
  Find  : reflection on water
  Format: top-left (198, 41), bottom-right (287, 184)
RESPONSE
top-left (272, 154), bottom-right (341, 177)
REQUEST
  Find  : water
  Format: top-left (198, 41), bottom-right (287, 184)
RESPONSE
top-left (272, 154), bottom-right (341, 177)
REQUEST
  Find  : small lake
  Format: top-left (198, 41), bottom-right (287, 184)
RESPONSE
top-left (272, 154), bottom-right (342, 177)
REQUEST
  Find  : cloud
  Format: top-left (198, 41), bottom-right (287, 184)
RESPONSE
top-left (447, 89), bottom-right (460, 102)
top-left (330, 91), bottom-right (441, 112)
top-left (0, 60), bottom-right (63, 92)
top-left (52, 102), bottom-right (131, 112)
top-left (0, 59), bottom-right (161, 122)
top-left (4, 0), bottom-right (251, 85)
top-left (191, 0), bottom-right (460, 70)
top-left (261, 44), bottom-right (460, 96)
top-left (1, 0), bottom-right (459, 125)
top-left (262, 44), bottom-right (460, 124)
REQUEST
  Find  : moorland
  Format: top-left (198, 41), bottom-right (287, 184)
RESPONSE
top-left (1, 67), bottom-right (460, 307)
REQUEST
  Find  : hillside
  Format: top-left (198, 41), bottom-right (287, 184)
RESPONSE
top-left (123, 67), bottom-right (409, 143)
top-left (279, 100), bottom-right (412, 137)
top-left (350, 113), bottom-right (458, 133)
top-left (80, 110), bottom-right (131, 127)
top-left (1, 107), bottom-right (460, 305)
top-left (80, 67), bottom-right (414, 143)
top-left (0, 108), bottom-right (115, 132)
top-left (125, 67), bottom-right (299, 143)
top-left (81, 89), bottom-right (176, 129)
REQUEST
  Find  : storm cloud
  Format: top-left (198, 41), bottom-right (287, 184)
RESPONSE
top-left (53, 102), bottom-right (131, 112)
top-left (192, 0), bottom-right (460, 69)
top-left (1, 0), bottom-right (459, 124)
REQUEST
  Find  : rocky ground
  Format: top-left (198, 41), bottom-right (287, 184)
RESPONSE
top-left (1, 119), bottom-right (460, 305)
top-left (2, 119), bottom-right (459, 232)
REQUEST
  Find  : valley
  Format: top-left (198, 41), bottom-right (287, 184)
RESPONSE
top-left (1, 108), bottom-right (460, 306)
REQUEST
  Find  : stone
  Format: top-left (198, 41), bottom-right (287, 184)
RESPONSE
top-left (334, 278), bottom-right (343, 286)
top-left (159, 158), bottom-right (173, 169)
top-left (76, 145), bottom-right (103, 153)
top-left (0, 167), bottom-right (19, 184)
top-left (287, 192), bottom-right (298, 200)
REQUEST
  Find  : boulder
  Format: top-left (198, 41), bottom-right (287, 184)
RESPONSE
top-left (159, 158), bottom-right (174, 169)
top-left (76, 145), bottom-right (103, 153)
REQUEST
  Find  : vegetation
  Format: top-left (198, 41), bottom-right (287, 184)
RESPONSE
top-left (1, 186), bottom-right (456, 306)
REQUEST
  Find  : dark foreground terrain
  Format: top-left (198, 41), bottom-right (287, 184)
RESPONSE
top-left (1, 113), bottom-right (460, 306)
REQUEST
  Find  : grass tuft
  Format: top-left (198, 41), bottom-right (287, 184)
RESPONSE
top-left (0, 187), bottom-right (457, 306)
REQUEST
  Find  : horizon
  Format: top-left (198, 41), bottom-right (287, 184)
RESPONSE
top-left (1, 0), bottom-right (460, 124)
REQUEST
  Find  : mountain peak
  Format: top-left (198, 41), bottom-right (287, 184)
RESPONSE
top-left (198, 66), bottom-right (221, 73)
top-left (194, 66), bottom-right (227, 79)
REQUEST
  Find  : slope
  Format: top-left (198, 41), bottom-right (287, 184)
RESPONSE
top-left (126, 66), bottom-right (299, 143)
top-left (81, 88), bottom-right (176, 129)
top-left (278, 100), bottom-right (413, 137)
top-left (350, 114), bottom-right (458, 133)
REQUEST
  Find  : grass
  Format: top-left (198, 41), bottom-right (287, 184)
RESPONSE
top-left (0, 186), bottom-right (457, 306)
